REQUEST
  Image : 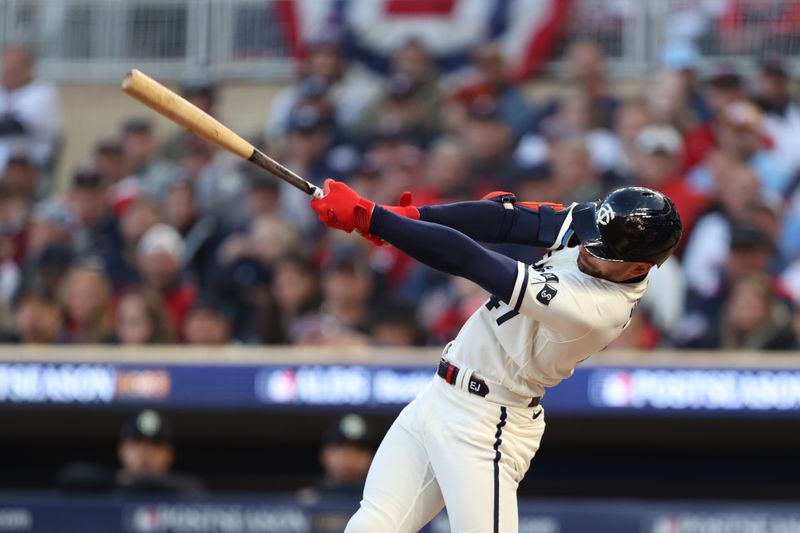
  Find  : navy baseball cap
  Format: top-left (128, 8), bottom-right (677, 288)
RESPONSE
top-left (322, 414), bottom-right (376, 450)
top-left (120, 410), bottom-right (174, 445)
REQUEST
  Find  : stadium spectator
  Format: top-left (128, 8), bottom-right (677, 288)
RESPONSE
top-left (543, 135), bottom-right (602, 203)
top-left (322, 256), bottom-right (373, 329)
top-left (184, 298), bottom-right (233, 345)
top-left (24, 244), bottom-right (72, 301)
top-left (0, 229), bottom-right (19, 309)
top-left (256, 254), bottom-right (321, 344)
top-left (180, 138), bottom-right (247, 228)
top-left (60, 261), bottom-right (114, 343)
top-left (240, 169), bottom-right (282, 220)
top-left (117, 410), bottom-right (203, 494)
top-left (67, 169), bottom-right (127, 286)
top-left (697, 272), bottom-right (795, 350)
top-left (751, 56), bottom-right (800, 177)
top-left (120, 118), bottom-right (177, 199)
top-left (115, 198), bottom-right (162, 287)
top-left (682, 66), bottom-right (746, 170)
top-left (93, 138), bottom-right (127, 185)
top-left (289, 256), bottom-right (372, 346)
top-left (629, 124), bottom-right (710, 238)
top-left (370, 301), bottom-right (425, 347)
top-left (446, 43), bottom-right (534, 140)
top-left (218, 215), bottom-right (300, 284)
top-left (680, 225), bottom-right (779, 347)
top-left (113, 288), bottom-right (175, 344)
top-left (3, 149), bottom-right (40, 203)
top-left (461, 95), bottom-right (522, 193)
top-left (647, 69), bottom-right (704, 135)
top-left (0, 44), bottom-right (60, 184)
top-left (711, 100), bottom-right (791, 197)
top-left (0, 181), bottom-right (28, 272)
top-left (411, 137), bottom-right (472, 204)
top-left (683, 162), bottom-right (771, 298)
top-left (388, 39), bottom-right (443, 133)
top-left (517, 85), bottom-right (620, 175)
top-left (358, 73), bottom-right (436, 148)
top-left (562, 39), bottom-right (619, 130)
top-left (660, 41), bottom-right (713, 123)
top-left (298, 413), bottom-right (376, 502)
top-left (135, 224), bottom-right (197, 337)
top-left (265, 32), bottom-right (379, 138)
top-left (25, 200), bottom-right (70, 259)
top-left (162, 176), bottom-right (223, 288)
top-left (8, 288), bottom-right (63, 343)
top-left (600, 98), bottom-right (651, 190)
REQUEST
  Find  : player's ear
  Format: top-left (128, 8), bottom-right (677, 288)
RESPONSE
top-left (630, 262), bottom-right (653, 277)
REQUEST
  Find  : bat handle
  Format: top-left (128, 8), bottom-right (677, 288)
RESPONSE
top-left (311, 186), bottom-right (325, 200)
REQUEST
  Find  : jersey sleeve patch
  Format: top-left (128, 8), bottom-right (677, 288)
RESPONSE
top-left (541, 272), bottom-right (559, 283)
top-left (535, 284), bottom-right (558, 306)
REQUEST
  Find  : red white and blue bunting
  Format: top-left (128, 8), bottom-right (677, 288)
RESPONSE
top-left (278, 0), bottom-right (573, 79)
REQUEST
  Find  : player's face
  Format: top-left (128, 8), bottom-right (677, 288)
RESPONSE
top-left (577, 246), bottom-right (652, 282)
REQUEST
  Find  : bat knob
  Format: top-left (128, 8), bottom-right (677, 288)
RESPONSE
top-left (311, 186), bottom-right (325, 200)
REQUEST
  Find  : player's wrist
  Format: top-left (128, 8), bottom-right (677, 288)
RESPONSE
top-left (383, 204), bottom-right (420, 219)
top-left (380, 191), bottom-right (420, 220)
top-left (353, 198), bottom-right (376, 234)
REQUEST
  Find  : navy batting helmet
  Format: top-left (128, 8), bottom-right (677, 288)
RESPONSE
top-left (571, 187), bottom-right (683, 266)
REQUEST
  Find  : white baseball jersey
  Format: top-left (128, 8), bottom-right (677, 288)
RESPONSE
top-left (446, 245), bottom-right (648, 398)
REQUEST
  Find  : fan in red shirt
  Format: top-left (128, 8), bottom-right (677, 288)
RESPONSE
top-left (135, 223), bottom-right (197, 339)
top-left (682, 66), bottom-right (747, 171)
top-left (630, 124), bottom-right (711, 249)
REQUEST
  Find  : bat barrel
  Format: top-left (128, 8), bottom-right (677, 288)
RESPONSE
top-left (122, 69), bottom-right (323, 198)
top-left (122, 69), bottom-right (253, 160)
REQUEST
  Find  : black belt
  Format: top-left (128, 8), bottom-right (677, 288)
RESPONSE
top-left (437, 358), bottom-right (540, 407)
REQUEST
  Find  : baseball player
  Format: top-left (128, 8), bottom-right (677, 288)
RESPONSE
top-left (310, 182), bottom-right (682, 533)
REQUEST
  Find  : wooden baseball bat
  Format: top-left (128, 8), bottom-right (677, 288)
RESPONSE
top-left (121, 69), bottom-right (323, 198)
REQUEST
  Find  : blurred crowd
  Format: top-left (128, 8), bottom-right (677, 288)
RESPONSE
top-left (2, 32), bottom-right (800, 352)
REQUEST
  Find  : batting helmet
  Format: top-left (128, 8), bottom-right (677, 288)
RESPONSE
top-left (571, 187), bottom-right (682, 266)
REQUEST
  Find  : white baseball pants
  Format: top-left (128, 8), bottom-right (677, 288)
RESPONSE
top-left (345, 376), bottom-right (546, 533)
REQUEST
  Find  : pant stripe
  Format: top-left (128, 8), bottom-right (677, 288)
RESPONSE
top-left (492, 406), bottom-right (508, 533)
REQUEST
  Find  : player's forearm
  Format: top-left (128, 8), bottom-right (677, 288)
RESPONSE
top-left (418, 201), bottom-right (568, 247)
top-left (370, 206), bottom-right (517, 302)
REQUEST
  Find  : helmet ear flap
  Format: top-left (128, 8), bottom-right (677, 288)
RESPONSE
top-left (571, 202), bottom-right (602, 244)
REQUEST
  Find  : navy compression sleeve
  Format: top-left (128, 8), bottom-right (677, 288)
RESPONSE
top-left (370, 206), bottom-right (518, 303)
top-left (418, 201), bottom-right (569, 247)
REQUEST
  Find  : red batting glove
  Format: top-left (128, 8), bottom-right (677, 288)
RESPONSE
top-left (382, 191), bottom-right (420, 220)
top-left (360, 191), bottom-right (421, 246)
top-left (310, 179), bottom-right (376, 234)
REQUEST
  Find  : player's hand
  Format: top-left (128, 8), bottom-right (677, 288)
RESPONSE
top-left (310, 179), bottom-right (376, 235)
